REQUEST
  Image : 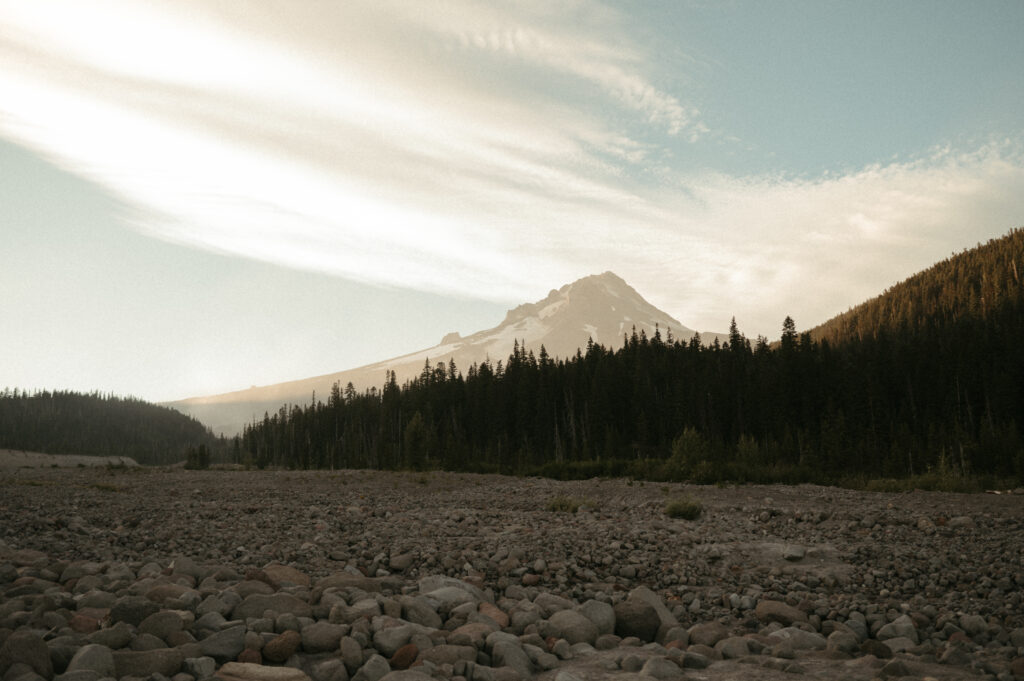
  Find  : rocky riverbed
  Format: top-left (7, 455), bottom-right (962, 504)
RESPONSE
top-left (1, 466), bottom-right (1023, 681)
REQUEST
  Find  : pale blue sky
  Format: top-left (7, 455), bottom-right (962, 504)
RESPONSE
top-left (1, 0), bottom-right (1022, 401)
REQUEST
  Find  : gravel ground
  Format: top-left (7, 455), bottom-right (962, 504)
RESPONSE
top-left (1, 464), bottom-right (1023, 681)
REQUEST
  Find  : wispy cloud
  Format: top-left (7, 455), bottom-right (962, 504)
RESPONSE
top-left (1, 0), bottom-right (1022, 338)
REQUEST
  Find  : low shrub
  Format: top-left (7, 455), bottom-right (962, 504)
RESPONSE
top-left (664, 495), bottom-right (702, 520)
top-left (546, 495), bottom-right (582, 513)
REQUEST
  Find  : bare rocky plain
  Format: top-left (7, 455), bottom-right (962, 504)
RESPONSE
top-left (2, 462), bottom-right (1024, 681)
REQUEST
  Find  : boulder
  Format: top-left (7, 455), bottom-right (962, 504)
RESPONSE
top-left (547, 610), bottom-right (599, 645)
top-left (0, 632), bottom-right (53, 680)
top-left (612, 599), bottom-right (659, 641)
top-left (754, 599), bottom-right (807, 626)
top-left (216, 662), bottom-right (311, 681)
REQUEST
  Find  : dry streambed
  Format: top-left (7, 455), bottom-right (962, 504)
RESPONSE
top-left (1, 466), bottom-right (1023, 681)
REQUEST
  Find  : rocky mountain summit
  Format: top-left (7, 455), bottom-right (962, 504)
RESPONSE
top-left (168, 273), bottom-right (724, 436)
top-left (1, 467), bottom-right (1023, 681)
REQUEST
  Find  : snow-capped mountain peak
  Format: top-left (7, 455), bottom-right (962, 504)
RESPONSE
top-left (168, 272), bottom-right (723, 435)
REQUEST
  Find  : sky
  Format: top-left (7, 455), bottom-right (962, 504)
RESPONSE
top-left (2, 0), bottom-right (1023, 402)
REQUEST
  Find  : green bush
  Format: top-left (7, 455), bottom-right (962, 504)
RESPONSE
top-left (546, 495), bottom-right (582, 513)
top-left (664, 495), bottom-right (702, 520)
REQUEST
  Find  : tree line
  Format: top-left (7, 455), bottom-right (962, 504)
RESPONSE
top-left (238, 230), bottom-right (1024, 484)
top-left (0, 389), bottom-right (220, 465)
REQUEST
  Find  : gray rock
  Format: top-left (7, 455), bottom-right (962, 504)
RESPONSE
top-left (195, 611), bottom-right (228, 632)
top-left (351, 655), bottom-right (390, 681)
top-left (613, 599), bottom-right (660, 641)
top-left (233, 593), bottom-right (312, 621)
top-left (577, 600), bottom-right (615, 636)
top-left (662, 627), bottom-right (688, 646)
top-left (508, 603), bottom-right (542, 634)
top-left (782, 545), bottom-right (806, 561)
top-left (639, 657), bottom-right (682, 679)
top-left (417, 576), bottom-right (485, 601)
top-left (110, 596), bottom-right (159, 626)
top-left (534, 593), bottom-right (573, 617)
top-left (303, 621), bottom-right (347, 653)
top-left (754, 599), bottom-right (807, 626)
top-left (826, 630), bottom-right (860, 655)
top-left (170, 556), bottom-right (205, 580)
top-left (0, 631), bottom-right (53, 680)
top-left (876, 614), bottom-right (919, 644)
top-left (627, 587), bottom-right (679, 639)
top-left (183, 657), bottom-right (217, 680)
top-left (767, 627), bottom-right (826, 651)
top-left (418, 645), bottom-right (476, 666)
top-left (424, 586), bottom-right (477, 613)
top-left (215, 662), bottom-right (311, 681)
top-left (139, 611), bottom-right (185, 642)
top-left (490, 641), bottom-right (533, 680)
top-left (523, 644), bottom-right (557, 671)
top-left (687, 622), bottom-right (728, 648)
top-left (373, 625), bottom-right (415, 658)
top-left (198, 625), bottom-right (246, 663)
top-left (714, 636), bottom-right (751, 659)
top-left (860, 639), bottom-right (893, 659)
top-left (959, 614), bottom-right (988, 638)
top-left (65, 645), bottom-right (115, 678)
top-left (196, 595), bottom-right (234, 617)
top-left (340, 636), bottom-right (364, 674)
top-left (939, 645), bottom-right (973, 666)
top-left (879, 659), bottom-right (910, 678)
top-left (76, 590), bottom-right (117, 609)
top-left (311, 658), bottom-right (349, 681)
top-left (388, 553), bottom-right (415, 572)
top-left (112, 649), bottom-right (184, 678)
top-left (348, 598), bottom-right (383, 621)
top-left (130, 632), bottom-right (167, 651)
top-left (844, 618), bottom-right (869, 642)
top-left (882, 636), bottom-right (916, 653)
top-left (680, 651), bottom-right (709, 669)
top-left (547, 610), bottom-right (599, 645)
top-left (88, 621), bottom-right (134, 649)
top-left (399, 596), bottom-right (442, 629)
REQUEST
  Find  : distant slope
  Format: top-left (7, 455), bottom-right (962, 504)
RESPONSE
top-left (0, 389), bottom-right (218, 465)
top-left (169, 272), bottom-right (726, 435)
top-left (807, 228), bottom-right (1024, 344)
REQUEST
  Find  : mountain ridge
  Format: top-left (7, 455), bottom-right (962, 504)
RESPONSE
top-left (167, 271), bottom-right (726, 435)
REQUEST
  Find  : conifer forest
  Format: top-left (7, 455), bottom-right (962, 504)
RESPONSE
top-left (238, 230), bottom-right (1024, 485)
top-left (0, 390), bottom-right (218, 465)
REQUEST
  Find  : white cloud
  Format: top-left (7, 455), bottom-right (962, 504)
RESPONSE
top-left (1, 0), bottom-right (1022, 342)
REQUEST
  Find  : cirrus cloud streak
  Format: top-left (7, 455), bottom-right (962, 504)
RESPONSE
top-left (0, 0), bottom-right (1021, 338)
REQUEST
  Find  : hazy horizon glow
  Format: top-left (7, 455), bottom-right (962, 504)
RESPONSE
top-left (2, 0), bottom-right (1023, 401)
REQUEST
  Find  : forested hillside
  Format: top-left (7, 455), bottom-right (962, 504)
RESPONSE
top-left (809, 228), bottom-right (1024, 343)
top-left (239, 229), bottom-right (1024, 485)
top-left (0, 389), bottom-right (220, 465)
